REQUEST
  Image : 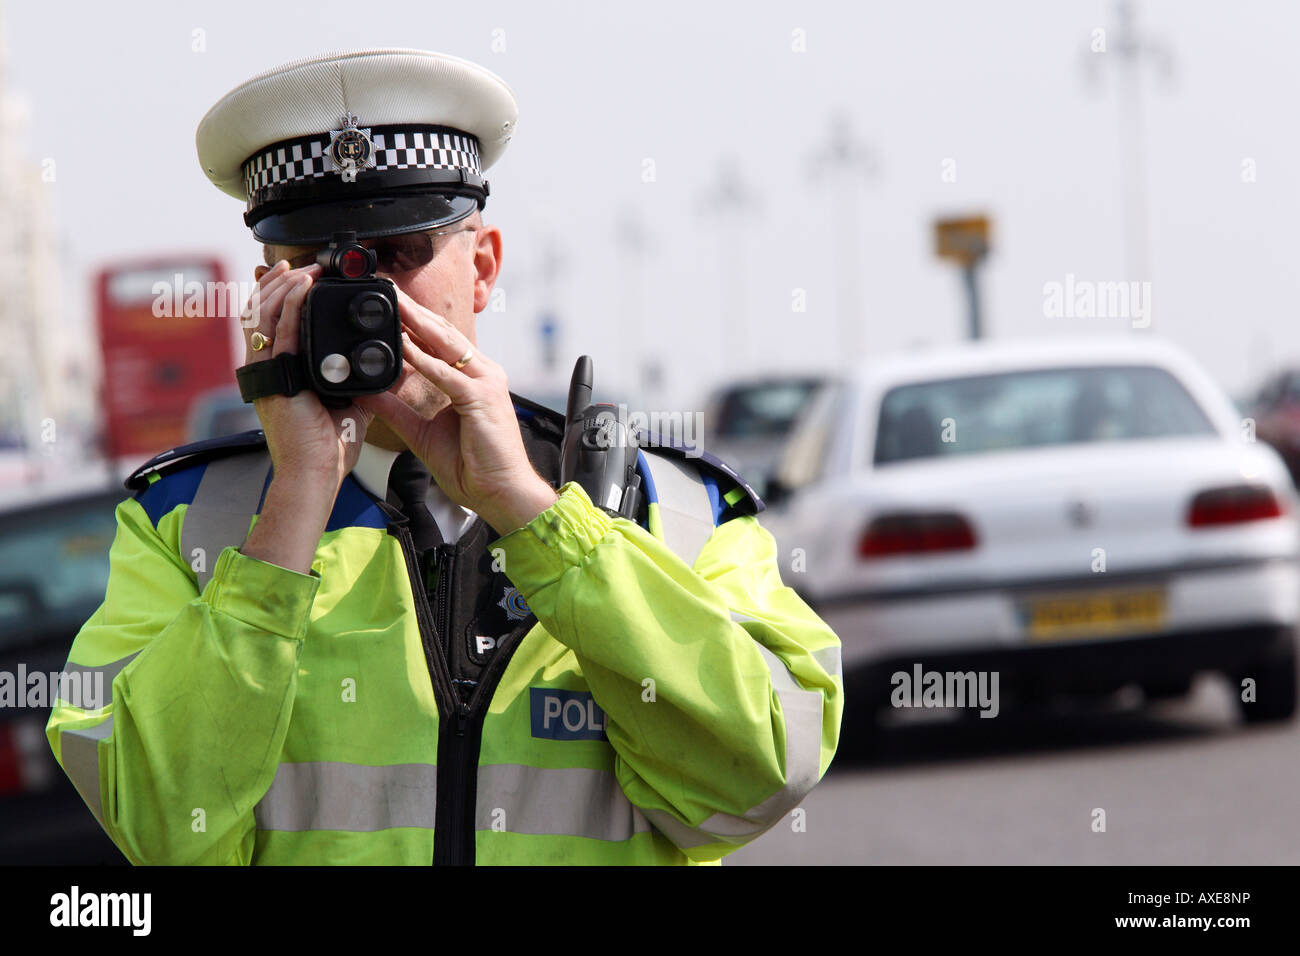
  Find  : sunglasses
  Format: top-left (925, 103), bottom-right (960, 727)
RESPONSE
top-left (279, 224), bottom-right (477, 274)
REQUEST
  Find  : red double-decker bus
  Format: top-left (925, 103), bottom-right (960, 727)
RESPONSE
top-left (95, 257), bottom-right (241, 463)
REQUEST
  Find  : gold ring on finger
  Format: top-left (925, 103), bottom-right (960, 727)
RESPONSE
top-left (453, 348), bottom-right (475, 370)
top-left (251, 331), bottom-right (273, 351)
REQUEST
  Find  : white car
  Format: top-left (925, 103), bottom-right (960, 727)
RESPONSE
top-left (762, 338), bottom-right (1300, 729)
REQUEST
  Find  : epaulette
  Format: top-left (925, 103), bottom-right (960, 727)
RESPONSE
top-left (124, 401), bottom-right (762, 512)
top-left (509, 392), bottom-right (565, 439)
top-left (511, 395), bottom-right (765, 518)
top-left (128, 396), bottom-right (557, 498)
top-left (633, 428), bottom-right (765, 517)
top-left (124, 429), bottom-right (269, 493)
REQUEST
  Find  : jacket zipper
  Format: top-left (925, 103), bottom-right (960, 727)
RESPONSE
top-left (396, 517), bottom-right (535, 866)
top-left (394, 523), bottom-right (456, 713)
top-left (393, 523), bottom-right (472, 865)
top-left (435, 621), bottom-right (530, 865)
top-left (430, 542), bottom-right (474, 866)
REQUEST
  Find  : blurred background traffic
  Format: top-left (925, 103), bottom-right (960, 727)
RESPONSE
top-left (2, 0), bottom-right (1298, 864)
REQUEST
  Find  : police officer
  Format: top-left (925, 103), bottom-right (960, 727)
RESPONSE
top-left (46, 49), bottom-right (843, 865)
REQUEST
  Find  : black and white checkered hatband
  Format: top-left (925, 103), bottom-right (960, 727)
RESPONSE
top-left (242, 124), bottom-right (483, 209)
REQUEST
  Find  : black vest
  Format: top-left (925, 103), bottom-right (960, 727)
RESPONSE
top-left (378, 401), bottom-right (569, 705)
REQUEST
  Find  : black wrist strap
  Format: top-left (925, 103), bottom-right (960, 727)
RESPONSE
top-left (236, 353), bottom-right (311, 403)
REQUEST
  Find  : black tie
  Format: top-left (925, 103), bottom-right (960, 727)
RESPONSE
top-left (386, 451), bottom-right (444, 554)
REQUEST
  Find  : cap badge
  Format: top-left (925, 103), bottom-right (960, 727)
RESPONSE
top-left (328, 112), bottom-right (375, 183)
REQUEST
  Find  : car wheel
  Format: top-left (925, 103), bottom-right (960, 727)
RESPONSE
top-left (837, 673), bottom-right (882, 757)
top-left (1235, 644), bottom-right (1298, 724)
top-left (1141, 677), bottom-right (1193, 702)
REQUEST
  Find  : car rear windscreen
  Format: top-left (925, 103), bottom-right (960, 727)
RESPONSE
top-left (714, 380), bottom-right (822, 439)
top-left (0, 494), bottom-right (119, 650)
top-left (874, 365), bottom-right (1217, 465)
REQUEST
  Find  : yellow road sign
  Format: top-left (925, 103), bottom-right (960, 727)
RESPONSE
top-left (934, 215), bottom-right (991, 266)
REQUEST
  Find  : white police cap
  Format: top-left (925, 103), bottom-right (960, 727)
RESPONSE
top-left (195, 48), bottom-right (517, 244)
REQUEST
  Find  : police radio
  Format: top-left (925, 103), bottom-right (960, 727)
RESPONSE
top-left (236, 232), bottom-right (402, 409)
top-left (560, 356), bottom-right (642, 519)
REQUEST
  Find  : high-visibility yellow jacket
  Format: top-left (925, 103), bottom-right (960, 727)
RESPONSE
top-left (46, 398), bottom-right (842, 865)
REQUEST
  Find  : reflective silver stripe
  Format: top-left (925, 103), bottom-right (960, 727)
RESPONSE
top-left (182, 451), bottom-right (272, 592)
top-left (60, 653), bottom-right (141, 708)
top-left (732, 612), bottom-right (841, 683)
top-left (476, 764), bottom-right (652, 841)
top-left (704, 642), bottom-right (823, 835)
top-left (61, 716), bottom-right (114, 825)
top-left (642, 449), bottom-right (716, 567)
top-left (639, 807), bottom-right (715, 849)
top-left (254, 762), bottom-right (437, 832)
top-left (644, 635), bottom-right (826, 850)
top-left (813, 645), bottom-right (842, 682)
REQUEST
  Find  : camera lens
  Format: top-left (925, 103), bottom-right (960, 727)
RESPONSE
top-left (320, 353), bottom-right (351, 384)
top-left (349, 292), bottom-right (392, 331)
top-left (353, 341), bottom-right (394, 381)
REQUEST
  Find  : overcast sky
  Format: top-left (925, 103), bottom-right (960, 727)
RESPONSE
top-left (6, 0), bottom-right (1298, 409)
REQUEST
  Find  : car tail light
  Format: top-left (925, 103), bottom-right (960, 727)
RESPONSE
top-left (0, 725), bottom-right (21, 795)
top-left (857, 512), bottom-right (977, 558)
top-left (1187, 484), bottom-right (1284, 527)
top-left (0, 719), bottom-right (56, 796)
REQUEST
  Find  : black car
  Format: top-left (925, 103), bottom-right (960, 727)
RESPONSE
top-left (0, 481), bottom-right (129, 864)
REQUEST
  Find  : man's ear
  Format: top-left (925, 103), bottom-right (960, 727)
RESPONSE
top-left (472, 224), bottom-right (503, 313)
top-left (254, 264), bottom-right (270, 280)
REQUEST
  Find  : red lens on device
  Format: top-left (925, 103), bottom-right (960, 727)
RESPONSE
top-left (340, 248), bottom-right (369, 278)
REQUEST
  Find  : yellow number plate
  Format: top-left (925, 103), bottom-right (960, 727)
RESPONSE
top-left (1024, 588), bottom-right (1166, 641)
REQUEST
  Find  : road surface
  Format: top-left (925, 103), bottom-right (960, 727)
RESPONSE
top-left (729, 675), bottom-right (1298, 865)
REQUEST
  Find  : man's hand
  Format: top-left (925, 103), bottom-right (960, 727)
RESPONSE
top-left (241, 260), bottom-right (374, 488)
top-left (356, 287), bottom-right (558, 535)
top-left (237, 260), bottom-right (375, 573)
